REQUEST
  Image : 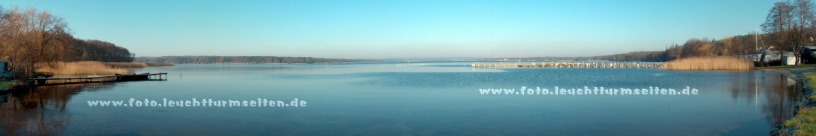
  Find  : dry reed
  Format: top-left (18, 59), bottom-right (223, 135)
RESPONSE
top-left (103, 62), bottom-right (148, 68)
top-left (36, 61), bottom-right (130, 76)
top-left (660, 56), bottom-right (755, 71)
top-left (145, 63), bottom-right (174, 66)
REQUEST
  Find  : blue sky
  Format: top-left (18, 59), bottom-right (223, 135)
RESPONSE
top-left (2, 0), bottom-right (777, 59)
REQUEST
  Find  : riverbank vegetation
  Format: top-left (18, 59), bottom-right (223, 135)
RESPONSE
top-left (101, 62), bottom-right (174, 68)
top-left (146, 63), bottom-right (174, 66)
top-left (135, 56), bottom-right (355, 64)
top-left (0, 80), bottom-right (14, 90)
top-left (0, 6), bottom-right (135, 79)
top-left (785, 107), bottom-right (816, 135)
top-left (660, 56), bottom-right (755, 70)
top-left (102, 62), bottom-right (148, 68)
top-left (759, 64), bottom-right (816, 69)
top-left (783, 70), bottom-right (816, 135)
top-left (35, 61), bottom-right (129, 76)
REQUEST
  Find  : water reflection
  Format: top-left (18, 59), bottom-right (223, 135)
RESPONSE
top-left (0, 83), bottom-right (114, 135)
top-left (729, 72), bottom-right (803, 126)
top-left (0, 67), bottom-right (809, 135)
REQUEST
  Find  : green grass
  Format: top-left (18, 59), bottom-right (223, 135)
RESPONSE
top-left (805, 73), bottom-right (816, 87)
top-left (785, 72), bottom-right (816, 135)
top-left (758, 64), bottom-right (816, 70)
top-left (0, 80), bottom-right (13, 91)
top-left (785, 107), bottom-right (816, 135)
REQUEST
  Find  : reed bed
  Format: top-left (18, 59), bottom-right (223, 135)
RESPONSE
top-left (145, 63), bottom-right (175, 66)
top-left (660, 56), bottom-right (754, 71)
top-left (36, 61), bottom-right (130, 76)
top-left (103, 62), bottom-right (148, 68)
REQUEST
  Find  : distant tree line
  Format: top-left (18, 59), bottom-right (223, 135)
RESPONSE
top-left (65, 40), bottom-right (134, 62)
top-left (484, 0), bottom-right (814, 63)
top-left (603, 35), bottom-right (766, 62)
top-left (135, 56), bottom-right (355, 64)
top-left (0, 6), bottom-right (134, 78)
top-left (479, 35), bottom-right (766, 62)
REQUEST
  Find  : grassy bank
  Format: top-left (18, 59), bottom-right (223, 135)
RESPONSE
top-left (759, 64), bottom-right (816, 70)
top-left (36, 61), bottom-right (130, 76)
top-left (784, 70), bottom-right (816, 135)
top-left (660, 56), bottom-right (754, 70)
top-left (0, 80), bottom-right (14, 91)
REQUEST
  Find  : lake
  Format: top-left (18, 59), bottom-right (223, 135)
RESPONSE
top-left (0, 62), bottom-right (804, 135)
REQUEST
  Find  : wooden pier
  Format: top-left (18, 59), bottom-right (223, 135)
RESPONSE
top-left (29, 73), bottom-right (167, 86)
top-left (471, 62), bottom-right (663, 69)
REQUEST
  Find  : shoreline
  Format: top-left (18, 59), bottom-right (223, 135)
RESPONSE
top-left (762, 66), bottom-right (816, 135)
top-left (762, 68), bottom-right (804, 81)
top-left (1, 61), bottom-right (175, 92)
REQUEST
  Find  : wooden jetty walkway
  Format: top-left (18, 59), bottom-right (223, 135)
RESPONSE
top-left (29, 73), bottom-right (167, 86)
top-left (472, 62), bottom-right (663, 69)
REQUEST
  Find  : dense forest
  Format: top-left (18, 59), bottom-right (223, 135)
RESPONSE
top-left (65, 40), bottom-right (134, 62)
top-left (0, 6), bottom-right (134, 78)
top-left (135, 56), bottom-right (355, 64)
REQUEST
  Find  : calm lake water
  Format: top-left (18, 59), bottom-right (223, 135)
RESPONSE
top-left (0, 62), bottom-right (804, 135)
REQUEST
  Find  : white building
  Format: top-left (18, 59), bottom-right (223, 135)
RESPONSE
top-left (740, 51), bottom-right (797, 65)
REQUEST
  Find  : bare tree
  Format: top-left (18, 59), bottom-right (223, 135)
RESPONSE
top-left (0, 6), bottom-right (135, 79)
top-left (762, 0), bottom-right (816, 65)
top-left (794, 0), bottom-right (816, 65)
top-left (763, 1), bottom-right (796, 64)
top-left (0, 6), bottom-right (70, 78)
